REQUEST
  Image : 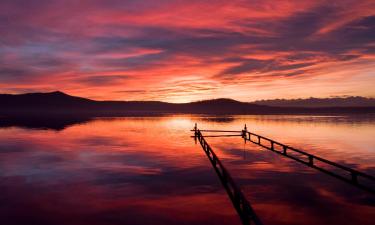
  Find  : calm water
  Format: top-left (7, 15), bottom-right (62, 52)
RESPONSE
top-left (0, 115), bottom-right (374, 225)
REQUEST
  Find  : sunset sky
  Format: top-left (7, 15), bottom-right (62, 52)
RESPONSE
top-left (0, 0), bottom-right (374, 102)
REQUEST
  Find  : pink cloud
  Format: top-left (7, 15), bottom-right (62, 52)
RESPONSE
top-left (0, 0), bottom-right (374, 101)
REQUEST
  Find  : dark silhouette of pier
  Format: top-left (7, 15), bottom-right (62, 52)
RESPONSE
top-left (193, 126), bottom-right (263, 225)
top-left (192, 124), bottom-right (375, 224)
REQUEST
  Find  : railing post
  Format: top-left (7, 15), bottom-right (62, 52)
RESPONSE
top-left (283, 146), bottom-right (287, 155)
top-left (258, 136), bottom-right (261, 144)
top-left (270, 141), bottom-right (274, 150)
top-left (242, 124), bottom-right (248, 139)
top-left (308, 155), bottom-right (314, 165)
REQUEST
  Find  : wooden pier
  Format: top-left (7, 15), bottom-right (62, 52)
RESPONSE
top-left (192, 123), bottom-right (375, 225)
top-left (194, 127), bottom-right (263, 225)
top-left (239, 124), bottom-right (375, 194)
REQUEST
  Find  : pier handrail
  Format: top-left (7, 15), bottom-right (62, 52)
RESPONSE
top-left (240, 125), bottom-right (375, 194)
top-left (193, 126), bottom-right (263, 225)
top-left (192, 123), bottom-right (375, 194)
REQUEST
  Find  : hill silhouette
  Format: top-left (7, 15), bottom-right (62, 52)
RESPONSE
top-left (253, 97), bottom-right (375, 108)
top-left (0, 91), bottom-right (94, 108)
top-left (0, 91), bottom-right (374, 116)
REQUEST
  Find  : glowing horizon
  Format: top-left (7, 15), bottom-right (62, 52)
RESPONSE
top-left (0, 0), bottom-right (374, 103)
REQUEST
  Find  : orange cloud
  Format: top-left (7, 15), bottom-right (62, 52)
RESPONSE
top-left (0, 0), bottom-right (374, 101)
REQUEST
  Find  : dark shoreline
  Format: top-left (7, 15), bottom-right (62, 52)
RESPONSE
top-left (1, 91), bottom-right (375, 117)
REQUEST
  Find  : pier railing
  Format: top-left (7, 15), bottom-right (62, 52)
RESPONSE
top-left (240, 125), bottom-right (375, 194)
top-left (192, 124), bottom-right (375, 225)
top-left (194, 128), bottom-right (263, 225)
top-left (192, 123), bottom-right (375, 194)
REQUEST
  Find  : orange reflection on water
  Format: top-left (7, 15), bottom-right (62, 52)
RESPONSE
top-left (0, 115), bottom-right (374, 225)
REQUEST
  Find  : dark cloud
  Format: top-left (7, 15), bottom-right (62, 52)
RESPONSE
top-left (217, 58), bottom-right (316, 77)
top-left (76, 75), bottom-right (131, 85)
top-left (0, 68), bottom-right (33, 82)
top-left (219, 59), bottom-right (269, 75)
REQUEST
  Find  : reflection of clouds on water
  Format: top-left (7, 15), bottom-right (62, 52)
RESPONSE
top-left (0, 115), bottom-right (374, 225)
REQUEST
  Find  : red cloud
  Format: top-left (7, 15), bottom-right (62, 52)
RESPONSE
top-left (0, 0), bottom-right (374, 101)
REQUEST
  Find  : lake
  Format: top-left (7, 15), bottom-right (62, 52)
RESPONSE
top-left (0, 115), bottom-right (374, 225)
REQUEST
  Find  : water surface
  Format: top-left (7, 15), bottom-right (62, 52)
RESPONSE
top-left (0, 115), bottom-right (374, 225)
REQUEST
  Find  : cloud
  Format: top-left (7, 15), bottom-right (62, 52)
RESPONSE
top-left (0, 0), bottom-right (374, 101)
top-left (75, 75), bottom-right (131, 85)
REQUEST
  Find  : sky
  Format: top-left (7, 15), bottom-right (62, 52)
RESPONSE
top-left (0, 0), bottom-right (374, 103)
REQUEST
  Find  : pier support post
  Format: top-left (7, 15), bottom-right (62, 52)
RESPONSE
top-left (242, 124), bottom-right (248, 141)
top-left (308, 155), bottom-right (314, 166)
top-left (193, 123), bottom-right (198, 143)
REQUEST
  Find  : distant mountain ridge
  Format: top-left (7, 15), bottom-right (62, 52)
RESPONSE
top-left (0, 91), bottom-right (374, 115)
top-left (252, 97), bottom-right (375, 108)
top-left (0, 91), bottom-right (94, 108)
